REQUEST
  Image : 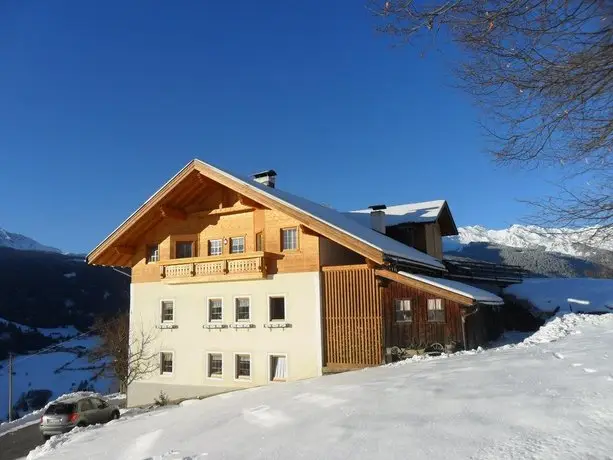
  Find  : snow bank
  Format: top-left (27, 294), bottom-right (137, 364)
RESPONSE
top-left (505, 277), bottom-right (613, 314)
top-left (25, 314), bottom-right (613, 460)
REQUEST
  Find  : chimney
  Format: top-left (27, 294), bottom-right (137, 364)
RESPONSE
top-left (368, 204), bottom-right (386, 233)
top-left (252, 169), bottom-right (277, 188)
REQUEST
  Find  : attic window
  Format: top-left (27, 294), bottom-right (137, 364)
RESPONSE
top-left (281, 228), bottom-right (298, 251)
top-left (146, 244), bottom-right (159, 263)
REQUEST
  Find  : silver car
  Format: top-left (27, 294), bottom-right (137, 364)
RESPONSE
top-left (40, 396), bottom-right (120, 440)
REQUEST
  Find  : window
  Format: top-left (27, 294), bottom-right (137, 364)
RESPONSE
top-left (235, 297), bottom-right (250, 321)
top-left (161, 300), bottom-right (174, 323)
top-left (146, 244), bottom-right (159, 263)
top-left (281, 228), bottom-right (298, 251)
top-left (235, 354), bottom-right (251, 379)
top-left (175, 241), bottom-right (194, 259)
top-left (91, 398), bottom-right (107, 409)
top-left (269, 355), bottom-right (287, 382)
top-left (208, 353), bottom-right (223, 379)
top-left (269, 296), bottom-right (286, 321)
top-left (208, 298), bottom-right (223, 322)
top-left (208, 239), bottom-right (222, 256)
top-left (394, 299), bottom-right (412, 322)
top-left (427, 298), bottom-right (445, 322)
top-left (78, 399), bottom-right (95, 411)
top-left (230, 236), bottom-right (245, 254)
top-left (255, 232), bottom-right (263, 251)
top-left (160, 352), bottom-right (173, 375)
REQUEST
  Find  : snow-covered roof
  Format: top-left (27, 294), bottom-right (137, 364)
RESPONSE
top-left (346, 200), bottom-right (446, 227)
top-left (203, 161), bottom-right (445, 270)
top-left (398, 271), bottom-right (504, 305)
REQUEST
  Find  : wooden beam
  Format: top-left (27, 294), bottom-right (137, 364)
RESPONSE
top-left (160, 205), bottom-right (187, 220)
top-left (114, 245), bottom-right (135, 256)
top-left (239, 195), bottom-right (266, 209)
top-left (300, 224), bottom-right (320, 237)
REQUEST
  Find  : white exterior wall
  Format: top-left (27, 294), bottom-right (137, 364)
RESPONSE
top-left (127, 272), bottom-right (322, 407)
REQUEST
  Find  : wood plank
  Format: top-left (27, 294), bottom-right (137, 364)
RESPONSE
top-left (160, 205), bottom-right (187, 220)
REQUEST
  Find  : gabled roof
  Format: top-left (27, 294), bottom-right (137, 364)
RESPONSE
top-left (345, 200), bottom-right (458, 236)
top-left (87, 160), bottom-right (445, 271)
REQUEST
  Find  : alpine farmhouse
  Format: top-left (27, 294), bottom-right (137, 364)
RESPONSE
top-left (87, 160), bottom-right (504, 406)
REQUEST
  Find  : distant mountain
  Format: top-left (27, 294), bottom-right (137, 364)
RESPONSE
top-left (445, 224), bottom-right (613, 258)
top-left (0, 227), bottom-right (61, 253)
top-left (444, 225), bottom-right (613, 278)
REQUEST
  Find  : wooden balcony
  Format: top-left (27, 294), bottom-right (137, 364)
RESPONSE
top-left (159, 252), bottom-right (268, 284)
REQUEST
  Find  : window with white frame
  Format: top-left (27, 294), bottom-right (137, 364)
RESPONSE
top-left (394, 299), bottom-right (412, 322)
top-left (269, 296), bottom-right (286, 321)
top-left (427, 298), bottom-right (445, 322)
top-left (235, 297), bottom-right (250, 321)
top-left (281, 228), bottom-right (298, 251)
top-left (146, 244), bottom-right (159, 263)
top-left (235, 354), bottom-right (251, 379)
top-left (208, 239), bottom-right (222, 256)
top-left (161, 300), bottom-right (174, 323)
top-left (230, 236), bottom-right (245, 254)
top-left (208, 298), bottom-right (223, 322)
top-left (208, 353), bottom-right (223, 378)
top-left (269, 355), bottom-right (287, 382)
top-left (160, 352), bottom-right (173, 375)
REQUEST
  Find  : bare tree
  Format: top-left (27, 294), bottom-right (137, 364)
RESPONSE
top-left (371, 0), bottom-right (612, 239)
top-left (89, 313), bottom-right (159, 393)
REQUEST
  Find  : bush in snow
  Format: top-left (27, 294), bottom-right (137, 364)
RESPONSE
top-left (154, 391), bottom-right (170, 406)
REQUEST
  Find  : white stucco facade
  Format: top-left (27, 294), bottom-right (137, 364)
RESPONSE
top-left (127, 272), bottom-right (323, 407)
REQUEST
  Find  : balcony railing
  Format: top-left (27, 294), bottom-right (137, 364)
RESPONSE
top-left (159, 252), bottom-right (267, 283)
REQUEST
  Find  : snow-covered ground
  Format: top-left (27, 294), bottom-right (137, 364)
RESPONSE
top-left (0, 336), bottom-right (114, 419)
top-left (25, 314), bottom-right (613, 460)
top-left (505, 278), bottom-right (613, 314)
top-left (0, 317), bottom-right (80, 339)
top-left (444, 224), bottom-right (613, 257)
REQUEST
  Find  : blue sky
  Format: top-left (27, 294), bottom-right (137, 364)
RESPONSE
top-left (0, 1), bottom-right (564, 253)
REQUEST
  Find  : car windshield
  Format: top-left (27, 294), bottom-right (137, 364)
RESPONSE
top-left (45, 403), bottom-right (75, 415)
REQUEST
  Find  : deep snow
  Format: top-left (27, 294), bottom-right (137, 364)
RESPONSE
top-left (505, 278), bottom-right (613, 314)
top-left (25, 313), bottom-right (613, 460)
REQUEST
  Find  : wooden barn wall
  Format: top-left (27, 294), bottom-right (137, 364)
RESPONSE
top-left (382, 281), bottom-right (464, 349)
top-left (321, 267), bottom-right (383, 368)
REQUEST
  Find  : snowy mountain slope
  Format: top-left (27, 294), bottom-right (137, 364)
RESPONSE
top-left (0, 228), bottom-right (61, 253)
top-left (0, 335), bottom-right (115, 420)
top-left (26, 314), bottom-right (613, 460)
top-left (445, 224), bottom-right (613, 258)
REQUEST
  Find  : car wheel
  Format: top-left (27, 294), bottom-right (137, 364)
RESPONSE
top-left (43, 435), bottom-right (51, 442)
top-left (112, 411), bottom-right (120, 420)
top-left (77, 422), bottom-right (87, 428)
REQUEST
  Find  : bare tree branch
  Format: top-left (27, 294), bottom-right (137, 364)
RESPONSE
top-left (371, 0), bottom-right (613, 236)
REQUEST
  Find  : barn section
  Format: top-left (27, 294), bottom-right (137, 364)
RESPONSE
top-left (320, 265), bottom-right (504, 370)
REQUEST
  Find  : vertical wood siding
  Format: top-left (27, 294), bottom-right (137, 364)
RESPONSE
top-left (382, 281), bottom-right (464, 349)
top-left (321, 267), bottom-right (383, 367)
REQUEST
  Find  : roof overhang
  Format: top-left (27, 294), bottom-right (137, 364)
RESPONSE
top-left (88, 160), bottom-right (445, 270)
